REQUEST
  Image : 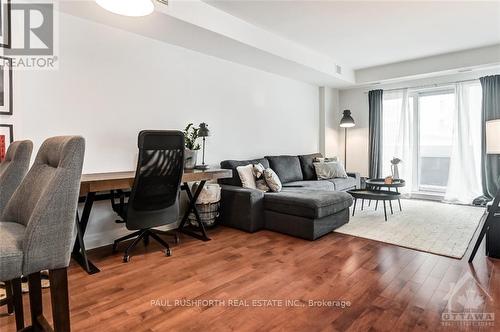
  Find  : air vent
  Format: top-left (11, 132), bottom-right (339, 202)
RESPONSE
top-left (336, 65), bottom-right (342, 75)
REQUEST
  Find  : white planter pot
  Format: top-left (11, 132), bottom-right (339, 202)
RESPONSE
top-left (184, 149), bottom-right (198, 169)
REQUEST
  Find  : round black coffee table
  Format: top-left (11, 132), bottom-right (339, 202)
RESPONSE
top-left (347, 189), bottom-right (401, 221)
top-left (366, 178), bottom-right (405, 211)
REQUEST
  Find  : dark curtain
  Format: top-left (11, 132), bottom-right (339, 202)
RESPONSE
top-left (480, 75), bottom-right (500, 198)
top-left (368, 89), bottom-right (383, 179)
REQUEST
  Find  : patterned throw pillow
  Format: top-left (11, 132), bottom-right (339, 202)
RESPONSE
top-left (313, 161), bottom-right (348, 179)
top-left (237, 164), bottom-right (257, 189)
top-left (256, 179), bottom-right (270, 192)
top-left (253, 163), bottom-right (266, 179)
top-left (263, 168), bottom-right (282, 192)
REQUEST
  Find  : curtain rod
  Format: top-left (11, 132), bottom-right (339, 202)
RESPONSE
top-left (363, 78), bottom-right (480, 94)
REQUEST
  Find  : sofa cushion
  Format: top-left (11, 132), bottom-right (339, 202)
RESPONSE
top-left (264, 190), bottom-right (353, 219)
top-left (265, 155), bottom-right (303, 184)
top-left (220, 158), bottom-right (269, 186)
top-left (328, 177), bottom-right (358, 191)
top-left (298, 153), bottom-right (323, 180)
top-left (283, 180), bottom-right (335, 191)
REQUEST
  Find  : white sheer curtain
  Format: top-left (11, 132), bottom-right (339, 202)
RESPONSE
top-left (444, 83), bottom-right (483, 204)
top-left (382, 89), bottom-right (413, 195)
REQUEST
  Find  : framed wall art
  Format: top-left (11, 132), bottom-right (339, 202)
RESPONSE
top-left (0, 123), bottom-right (13, 160)
top-left (0, 0), bottom-right (11, 49)
top-left (0, 56), bottom-right (12, 115)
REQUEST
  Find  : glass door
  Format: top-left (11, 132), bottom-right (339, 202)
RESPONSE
top-left (416, 89), bottom-right (455, 193)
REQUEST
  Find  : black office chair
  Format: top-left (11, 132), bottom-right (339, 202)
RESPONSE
top-left (111, 130), bottom-right (185, 262)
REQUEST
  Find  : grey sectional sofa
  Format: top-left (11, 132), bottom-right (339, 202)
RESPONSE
top-left (218, 154), bottom-right (359, 240)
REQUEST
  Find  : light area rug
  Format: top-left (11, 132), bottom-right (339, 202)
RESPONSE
top-left (335, 199), bottom-right (485, 259)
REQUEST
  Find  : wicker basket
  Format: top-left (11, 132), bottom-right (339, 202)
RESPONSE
top-left (188, 201), bottom-right (221, 227)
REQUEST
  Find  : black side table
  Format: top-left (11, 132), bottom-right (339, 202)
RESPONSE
top-left (366, 178), bottom-right (405, 211)
top-left (347, 189), bottom-right (401, 221)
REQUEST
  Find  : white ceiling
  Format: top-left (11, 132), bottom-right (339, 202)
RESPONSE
top-left (205, 0), bottom-right (500, 70)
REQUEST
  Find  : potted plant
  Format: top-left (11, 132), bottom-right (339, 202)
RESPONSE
top-left (184, 123), bottom-right (201, 169)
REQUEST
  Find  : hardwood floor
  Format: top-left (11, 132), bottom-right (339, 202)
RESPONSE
top-left (1, 226), bottom-right (499, 331)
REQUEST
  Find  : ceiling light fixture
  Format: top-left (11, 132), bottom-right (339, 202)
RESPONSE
top-left (96, 0), bottom-right (157, 17)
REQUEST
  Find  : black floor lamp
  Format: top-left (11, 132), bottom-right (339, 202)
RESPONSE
top-left (340, 110), bottom-right (355, 169)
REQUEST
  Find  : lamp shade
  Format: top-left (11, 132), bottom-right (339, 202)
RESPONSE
top-left (486, 119), bottom-right (500, 154)
top-left (340, 110), bottom-right (355, 128)
top-left (96, 0), bottom-right (154, 17)
top-left (198, 123), bottom-right (210, 137)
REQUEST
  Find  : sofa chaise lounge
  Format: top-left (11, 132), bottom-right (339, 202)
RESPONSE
top-left (218, 154), bottom-right (359, 240)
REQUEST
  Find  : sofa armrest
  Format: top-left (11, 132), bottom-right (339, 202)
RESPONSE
top-left (346, 172), bottom-right (361, 189)
top-left (219, 185), bottom-right (265, 233)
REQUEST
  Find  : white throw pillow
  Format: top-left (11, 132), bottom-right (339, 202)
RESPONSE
top-left (313, 161), bottom-right (348, 180)
top-left (237, 164), bottom-right (257, 189)
top-left (263, 168), bottom-right (282, 192)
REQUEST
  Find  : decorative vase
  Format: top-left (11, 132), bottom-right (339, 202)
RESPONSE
top-left (184, 149), bottom-right (198, 169)
top-left (391, 164), bottom-right (400, 180)
top-left (390, 157), bottom-right (402, 180)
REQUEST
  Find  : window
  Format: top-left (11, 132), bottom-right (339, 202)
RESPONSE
top-left (382, 82), bottom-right (482, 199)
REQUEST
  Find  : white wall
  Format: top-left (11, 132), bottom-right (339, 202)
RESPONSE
top-left (9, 13), bottom-right (320, 248)
top-left (338, 88), bottom-right (369, 176)
top-left (339, 68), bottom-right (500, 177)
top-left (319, 87), bottom-right (342, 158)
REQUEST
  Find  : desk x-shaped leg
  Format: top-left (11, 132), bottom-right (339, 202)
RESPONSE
top-left (72, 192), bottom-right (100, 274)
top-left (178, 180), bottom-right (211, 241)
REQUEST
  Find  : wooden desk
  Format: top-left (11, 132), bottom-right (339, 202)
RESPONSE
top-left (73, 169), bottom-right (232, 274)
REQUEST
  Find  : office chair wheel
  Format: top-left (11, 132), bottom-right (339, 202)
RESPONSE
top-left (165, 248), bottom-right (172, 257)
top-left (123, 255), bottom-right (130, 263)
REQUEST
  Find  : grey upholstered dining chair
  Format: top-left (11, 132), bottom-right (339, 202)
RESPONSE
top-left (0, 136), bottom-right (85, 331)
top-left (0, 140), bottom-right (33, 317)
top-left (0, 140), bottom-right (33, 215)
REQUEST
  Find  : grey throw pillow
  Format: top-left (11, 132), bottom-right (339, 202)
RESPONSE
top-left (314, 156), bottom-right (339, 163)
top-left (313, 161), bottom-right (348, 180)
top-left (263, 168), bottom-right (282, 192)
